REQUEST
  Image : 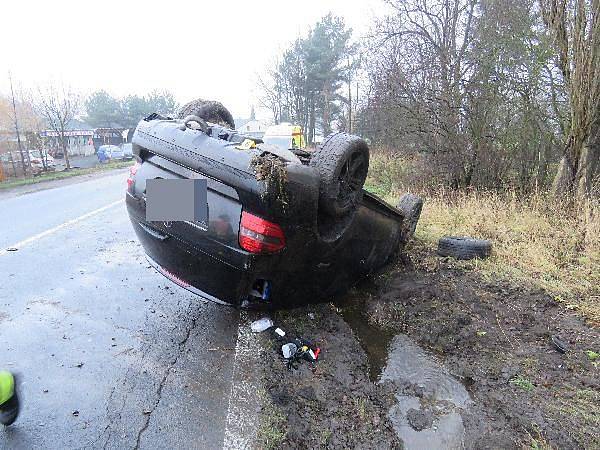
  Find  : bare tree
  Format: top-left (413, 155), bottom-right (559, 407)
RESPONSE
top-left (32, 82), bottom-right (80, 170)
top-left (7, 72), bottom-right (31, 175)
top-left (540, 0), bottom-right (600, 200)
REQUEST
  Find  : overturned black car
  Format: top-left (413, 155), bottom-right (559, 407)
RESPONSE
top-left (125, 99), bottom-right (422, 308)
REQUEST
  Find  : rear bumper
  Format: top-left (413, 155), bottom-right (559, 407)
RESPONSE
top-left (127, 193), bottom-right (257, 305)
top-left (145, 254), bottom-right (232, 305)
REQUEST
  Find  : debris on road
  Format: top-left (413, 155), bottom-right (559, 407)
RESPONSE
top-left (256, 304), bottom-right (401, 449)
top-left (551, 334), bottom-right (568, 353)
top-left (250, 317), bottom-right (274, 333)
top-left (281, 338), bottom-right (321, 371)
top-left (274, 327), bottom-right (285, 337)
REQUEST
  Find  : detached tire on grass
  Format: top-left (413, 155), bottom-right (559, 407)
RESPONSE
top-left (177, 99), bottom-right (235, 129)
top-left (309, 132), bottom-right (369, 219)
top-left (437, 236), bottom-right (492, 260)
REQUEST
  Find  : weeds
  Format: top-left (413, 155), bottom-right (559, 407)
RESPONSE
top-left (250, 153), bottom-right (289, 208)
top-left (585, 350), bottom-right (599, 361)
top-left (510, 376), bottom-right (535, 391)
top-left (365, 151), bottom-right (600, 324)
top-left (354, 396), bottom-right (367, 420)
top-left (256, 392), bottom-right (287, 449)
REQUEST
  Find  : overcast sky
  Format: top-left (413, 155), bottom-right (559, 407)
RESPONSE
top-left (0, 0), bottom-right (385, 119)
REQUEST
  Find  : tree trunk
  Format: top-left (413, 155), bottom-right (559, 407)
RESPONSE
top-left (552, 153), bottom-right (575, 196)
top-left (575, 141), bottom-right (599, 200)
top-left (61, 133), bottom-right (71, 170)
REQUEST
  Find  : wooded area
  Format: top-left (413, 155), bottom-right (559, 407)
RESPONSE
top-left (259, 0), bottom-right (599, 202)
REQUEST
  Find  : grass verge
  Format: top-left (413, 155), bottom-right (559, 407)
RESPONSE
top-left (0, 160), bottom-right (133, 190)
top-left (366, 151), bottom-right (600, 325)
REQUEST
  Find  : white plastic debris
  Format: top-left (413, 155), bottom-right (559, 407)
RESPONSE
top-left (281, 343), bottom-right (298, 359)
top-left (250, 317), bottom-right (274, 333)
top-left (274, 327), bottom-right (286, 337)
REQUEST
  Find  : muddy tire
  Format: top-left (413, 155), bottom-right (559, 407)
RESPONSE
top-left (309, 132), bottom-right (369, 218)
top-left (177, 99), bottom-right (235, 129)
top-left (397, 193), bottom-right (423, 243)
top-left (437, 237), bottom-right (492, 260)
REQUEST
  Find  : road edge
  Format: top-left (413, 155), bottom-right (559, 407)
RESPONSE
top-left (0, 167), bottom-right (131, 201)
top-left (223, 311), bottom-right (264, 449)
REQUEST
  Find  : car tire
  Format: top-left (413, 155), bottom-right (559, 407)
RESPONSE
top-left (397, 193), bottom-right (423, 243)
top-left (177, 99), bottom-right (235, 129)
top-left (437, 236), bottom-right (492, 260)
top-left (309, 132), bottom-right (369, 218)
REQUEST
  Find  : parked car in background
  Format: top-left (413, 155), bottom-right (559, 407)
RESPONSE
top-left (49, 148), bottom-right (64, 158)
top-left (121, 143), bottom-right (133, 160)
top-left (29, 150), bottom-right (56, 173)
top-left (97, 144), bottom-right (124, 162)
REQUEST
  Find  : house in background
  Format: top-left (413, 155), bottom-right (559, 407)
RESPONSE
top-left (39, 118), bottom-right (95, 156)
top-left (93, 125), bottom-right (128, 150)
top-left (235, 105), bottom-right (269, 139)
top-left (236, 119), bottom-right (267, 139)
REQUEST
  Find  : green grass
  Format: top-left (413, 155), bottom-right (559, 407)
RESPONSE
top-left (510, 376), bottom-right (535, 391)
top-left (0, 160), bottom-right (133, 190)
top-left (256, 393), bottom-right (287, 449)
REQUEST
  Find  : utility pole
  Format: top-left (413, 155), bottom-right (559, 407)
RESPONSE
top-left (8, 71), bottom-right (30, 176)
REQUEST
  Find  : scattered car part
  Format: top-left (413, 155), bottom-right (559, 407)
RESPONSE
top-left (274, 328), bottom-right (286, 337)
top-left (126, 99), bottom-right (419, 308)
top-left (551, 335), bottom-right (568, 353)
top-left (251, 317), bottom-right (274, 333)
top-left (397, 193), bottom-right (424, 243)
top-left (282, 342), bottom-right (298, 359)
top-left (281, 338), bottom-right (320, 370)
top-left (437, 236), bottom-right (492, 260)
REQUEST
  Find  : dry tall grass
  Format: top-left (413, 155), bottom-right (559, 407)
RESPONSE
top-left (366, 151), bottom-right (600, 324)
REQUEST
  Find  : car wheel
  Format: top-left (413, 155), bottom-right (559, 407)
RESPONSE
top-left (397, 193), bottom-right (423, 243)
top-left (437, 236), bottom-right (492, 260)
top-left (177, 99), bottom-right (235, 129)
top-left (309, 132), bottom-right (369, 218)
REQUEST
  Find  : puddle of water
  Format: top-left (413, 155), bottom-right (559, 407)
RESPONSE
top-left (336, 284), bottom-right (472, 450)
top-left (334, 285), bottom-right (395, 382)
top-left (381, 335), bottom-right (472, 408)
top-left (381, 335), bottom-right (472, 450)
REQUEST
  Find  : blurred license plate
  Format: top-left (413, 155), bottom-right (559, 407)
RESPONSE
top-left (145, 179), bottom-right (208, 224)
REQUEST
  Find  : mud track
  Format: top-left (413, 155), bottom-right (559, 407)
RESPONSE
top-left (258, 247), bottom-right (599, 449)
top-left (369, 249), bottom-right (599, 448)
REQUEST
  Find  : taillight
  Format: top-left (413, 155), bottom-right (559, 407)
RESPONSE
top-left (127, 162), bottom-right (140, 190)
top-left (239, 211), bottom-right (286, 254)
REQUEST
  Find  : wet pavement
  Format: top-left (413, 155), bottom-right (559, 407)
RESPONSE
top-left (0, 171), bottom-right (240, 449)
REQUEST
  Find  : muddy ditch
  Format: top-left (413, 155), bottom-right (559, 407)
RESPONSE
top-left (255, 248), bottom-right (599, 449)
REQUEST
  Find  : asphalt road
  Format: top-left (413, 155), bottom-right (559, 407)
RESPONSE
top-left (0, 171), bottom-right (241, 449)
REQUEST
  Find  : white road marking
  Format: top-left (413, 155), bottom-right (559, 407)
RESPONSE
top-left (223, 311), bottom-right (263, 449)
top-left (0, 199), bottom-right (123, 256)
